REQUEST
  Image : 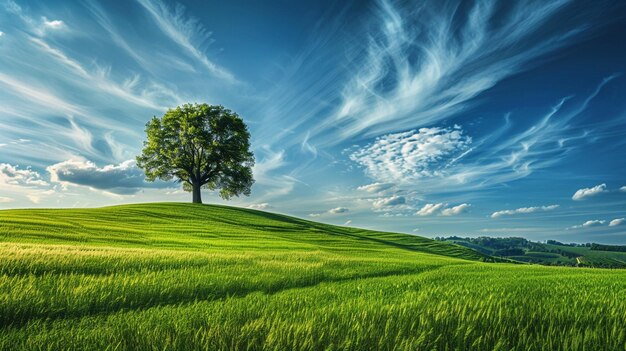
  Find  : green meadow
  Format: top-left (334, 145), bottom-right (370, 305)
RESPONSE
top-left (1, 203), bottom-right (625, 350)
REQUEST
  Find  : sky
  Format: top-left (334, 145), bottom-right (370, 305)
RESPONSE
top-left (1, 0), bottom-right (626, 243)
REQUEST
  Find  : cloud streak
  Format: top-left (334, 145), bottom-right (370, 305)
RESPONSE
top-left (568, 219), bottom-right (606, 230)
top-left (491, 205), bottom-right (560, 218)
top-left (135, 0), bottom-right (236, 83)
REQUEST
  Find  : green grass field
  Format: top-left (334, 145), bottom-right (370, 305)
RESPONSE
top-left (1, 203), bottom-right (625, 350)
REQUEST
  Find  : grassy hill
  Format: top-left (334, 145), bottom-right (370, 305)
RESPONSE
top-left (1, 203), bottom-right (625, 350)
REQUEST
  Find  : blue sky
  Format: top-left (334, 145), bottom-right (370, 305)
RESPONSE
top-left (1, 0), bottom-right (625, 243)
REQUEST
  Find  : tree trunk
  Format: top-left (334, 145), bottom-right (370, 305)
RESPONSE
top-left (192, 182), bottom-right (202, 204)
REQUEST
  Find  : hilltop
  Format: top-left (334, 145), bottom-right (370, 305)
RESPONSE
top-left (0, 202), bottom-right (493, 262)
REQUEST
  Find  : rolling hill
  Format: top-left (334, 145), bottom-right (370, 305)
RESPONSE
top-left (1, 203), bottom-right (625, 350)
top-left (440, 236), bottom-right (626, 268)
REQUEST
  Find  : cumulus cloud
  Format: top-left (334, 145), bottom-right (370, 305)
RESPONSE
top-left (373, 195), bottom-right (406, 209)
top-left (0, 31), bottom-right (4, 37)
top-left (357, 182), bottom-right (395, 193)
top-left (441, 203), bottom-right (471, 216)
top-left (416, 203), bottom-right (445, 216)
top-left (609, 218), bottom-right (625, 227)
top-left (572, 184), bottom-right (607, 200)
top-left (620, 186), bottom-right (626, 192)
top-left (246, 203), bottom-right (271, 210)
top-left (0, 163), bottom-right (48, 187)
top-left (569, 220), bottom-right (606, 230)
top-left (491, 205), bottom-right (559, 218)
top-left (42, 17), bottom-right (65, 30)
top-left (350, 126), bottom-right (471, 184)
top-left (47, 158), bottom-right (169, 194)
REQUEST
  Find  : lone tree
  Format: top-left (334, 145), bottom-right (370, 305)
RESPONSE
top-left (137, 103), bottom-right (254, 204)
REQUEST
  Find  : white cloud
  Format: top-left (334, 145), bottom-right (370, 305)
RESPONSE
top-left (42, 17), bottom-right (65, 30)
top-left (491, 205), bottom-right (559, 218)
top-left (441, 203), bottom-right (471, 216)
top-left (0, 196), bottom-right (13, 203)
top-left (0, 31), bottom-right (4, 37)
top-left (609, 218), bottom-right (625, 227)
top-left (246, 203), bottom-right (271, 210)
top-left (416, 203), bottom-right (445, 216)
top-left (414, 202), bottom-right (471, 216)
top-left (343, 220), bottom-right (352, 226)
top-left (357, 182), bottom-right (395, 193)
top-left (0, 163), bottom-right (48, 187)
top-left (620, 186), bottom-right (626, 192)
top-left (373, 195), bottom-right (406, 209)
top-left (47, 158), bottom-right (169, 195)
top-left (572, 184), bottom-right (607, 200)
top-left (412, 228), bottom-right (420, 232)
top-left (569, 220), bottom-right (606, 230)
top-left (350, 126), bottom-right (471, 184)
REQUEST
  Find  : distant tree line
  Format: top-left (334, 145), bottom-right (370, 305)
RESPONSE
top-left (591, 243), bottom-right (626, 252)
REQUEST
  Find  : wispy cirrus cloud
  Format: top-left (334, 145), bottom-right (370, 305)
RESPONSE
top-left (27, 31), bottom-right (183, 111)
top-left (312, 0), bottom-right (585, 144)
top-left (349, 75), bottom-right (619, 194)
top-left (572, 183), bottom-right (607, 200)
top-left (135, 0), bottom-right (235, 83)
top-left (491, 205), bottom-right (560, 218)
top-left (4, 1), bottom-right (66, 36)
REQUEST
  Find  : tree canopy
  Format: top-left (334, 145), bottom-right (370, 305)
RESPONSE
top-left (137, 103), bottom-right (254, 203)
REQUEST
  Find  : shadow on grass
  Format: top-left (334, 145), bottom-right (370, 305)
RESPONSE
top-left (0, 264), bottom-right (449, 329)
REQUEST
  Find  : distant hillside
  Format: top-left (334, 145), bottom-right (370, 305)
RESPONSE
top-left (0, 203), bottom-right (495, 263)
top-left (437, 236), bottom-right (626, 268)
